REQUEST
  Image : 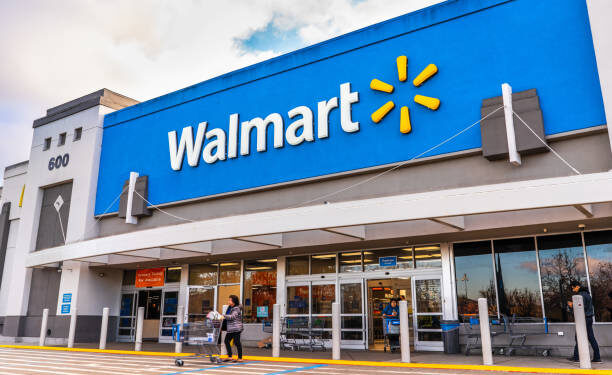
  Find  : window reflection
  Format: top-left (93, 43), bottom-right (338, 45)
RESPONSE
top-left (584, 230), bottom-right (612, 322)
top-left (189, 264), bottom-right (218, 286)
top-left (493, 238), bottom-right (542, 318)
top-left (339, 252), bottom-right (362, 273)
top-left (243, 259), bottom-right (277, 323)
top-left (311, 254), bottom-right (336, 274)
top-left (312, 284), bottom-right (335, 314)
top-left (364, 248), bottom-right (413, 271)
top-left (537, 234), bottom-right (587, 322)
top-left (454, 241), bottom-right (497, 317)
top-left (415, 245), bottom-right (441, 268)
top-left (287, 286), bottom-right (309, 315)
top-left (287, 256), bottom-right (309, 276)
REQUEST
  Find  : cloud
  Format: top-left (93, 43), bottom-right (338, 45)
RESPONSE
top-left (0, 0), bottom-right (444, 182)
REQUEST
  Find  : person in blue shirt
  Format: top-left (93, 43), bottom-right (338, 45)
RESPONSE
top-left (382, 298), bottom-right (399, 320)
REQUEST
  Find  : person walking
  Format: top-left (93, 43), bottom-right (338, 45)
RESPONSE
top-left (568, 281), bottom-right (602, 363)
top-left (222, 295), bottom-right (244, 363)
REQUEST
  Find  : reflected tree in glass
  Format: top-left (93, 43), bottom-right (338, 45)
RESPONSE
top-left (584, 230), bottom-right (612, 322)
top-left (537, 234), bottom-right (587, 322)
top-left (453, 241), bottom-right (497, 317)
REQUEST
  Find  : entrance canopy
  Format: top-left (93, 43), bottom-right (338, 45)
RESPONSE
top-left (26, 171), bottom-right (612, 268)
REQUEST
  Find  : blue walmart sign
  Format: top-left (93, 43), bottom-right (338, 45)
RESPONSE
top-left (95, 0), bottom-right (605, 214)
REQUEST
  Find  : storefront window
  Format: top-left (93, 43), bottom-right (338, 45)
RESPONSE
top-left (189, 264), bottom-right (218, 285)
top-left (415, 245), bottom-right (441, 268)
top-left (165, 267), bottom-right (181, 283)
top-left (493, 238), bottom-right (542, 318)
top-left (312, 284), bottom-right (335, 314)
top-left (364, 248), bottom-right (413, 271)
top-left (584, 230), bottom-right (612, 322)
top-left (219, 262), bottom-right (241, 284)
top-left (339, 251), bottom-right (362, 273)
top-left (287, 256), bottom-right (309, 275)
top-left (537, 234), bottom-right (587, 322)
top-left (243, 259), bottom-right (277, 323)
top-left (287, 286), bottom-right (309, 315)
top-left (453, 241), bottom-right (497, 317)
top-left (311, 254), bottom-right (336, 274)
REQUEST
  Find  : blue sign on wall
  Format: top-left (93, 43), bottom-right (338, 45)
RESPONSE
top-left (257, 306), bottom-right (269, 318)
top-left (95, 0), bottom-right (605, 214)
top-left (379, 256), bottom-right (398, 267)
top-left (61, 304), bottom-right (70, 314)
top-left (62, 293), bottom-right (72, 304)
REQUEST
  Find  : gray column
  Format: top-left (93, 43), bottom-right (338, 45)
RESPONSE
top-left (175, 305), bottom-right (184, 353)
top-left (477, 298), bottom-right (493, 365)
top-left (399, 300), bottom-right (410, 363)
top-left (67, 308), bottom-right (77, 348)
top-left (272, 304), bottom-right (280, 357)
top-left (39, 308), bottom-right (49, 347)
top-left (99, 307), bottom-right (109, 350)
top-left (135, 306), bottom-right (144, 351)
top-left (572, 295), bottom-right (592, 370)
top-left (332, 302), bottom-right (340, 360)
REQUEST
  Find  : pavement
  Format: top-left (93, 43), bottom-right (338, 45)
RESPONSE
top-left (0, 344), bottom-right (609, 375)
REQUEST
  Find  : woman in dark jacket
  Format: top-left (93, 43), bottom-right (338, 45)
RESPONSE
top-left (223, 295), bottom-right (244, 362)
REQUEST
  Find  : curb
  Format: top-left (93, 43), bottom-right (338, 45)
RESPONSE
top-left (0, 344), bottom-right (610, 374)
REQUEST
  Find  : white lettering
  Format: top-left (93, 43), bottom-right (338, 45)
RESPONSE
top-left (203, 128), bottom-right (227, 164)
top-left (340, 82), bottom-right (359, 133)
top-left (240, 113), bottom-right (284, 156)
top-left (168, 122), bottom-right (207, 171)
top-left (317, 97), bottom-right (338, 139)
top-left (286, 106), bottom-right (314, 146)
top-left (228, 113), bottom-right (239, 159)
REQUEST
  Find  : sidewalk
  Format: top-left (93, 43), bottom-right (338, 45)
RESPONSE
top-left (47, 342), bottom-right (611, 372)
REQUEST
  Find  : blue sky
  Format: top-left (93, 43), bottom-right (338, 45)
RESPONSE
top-left (0, 0), bottom-right (443, 183)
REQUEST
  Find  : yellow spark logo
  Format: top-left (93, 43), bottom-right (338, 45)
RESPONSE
top-left (370, 56), bottom-right (441, 134)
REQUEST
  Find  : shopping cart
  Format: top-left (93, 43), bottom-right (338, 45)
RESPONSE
top-left (384, 319), bottom-right (400, 353)
top-left (173, 319), bottom-right (222, 367)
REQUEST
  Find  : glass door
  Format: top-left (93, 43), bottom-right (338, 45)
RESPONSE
top-left (412, 276), bottom-right (443, 351)
top-left (340, 279), bottom-right (366, 349)
top-left (118, 292), bottom-right (137, 342)
top-left (159, 289), bottom-right (179, 342)
top-left (188, 286), bottom-right (216, 322)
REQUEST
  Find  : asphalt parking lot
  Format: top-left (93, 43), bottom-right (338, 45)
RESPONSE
top-left (0, 347), bottom-right (594, 375)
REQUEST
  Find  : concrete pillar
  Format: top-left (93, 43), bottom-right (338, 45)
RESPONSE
top-left (175, 305), bottom-right (184, 353)
top-left (272, 304), bottom-right (280, 357)
top-left (399, 300), bottom-right (410, 363)
top-left (67, 308), bottom-right (77, 348)
top-left (135, 306), bottom-right (144, 351)
top-left (332, 302), bottom-right (340, 360)
top-left (99, 307), bottom-right (109, 350)
top-left (39, 308), bottom-right (49, 347)
top-left (572, 295), bottom-right (592, 370)
top-left (478, 298), bottom-right (493, 365)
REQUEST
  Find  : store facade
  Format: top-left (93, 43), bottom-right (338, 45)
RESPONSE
top-left (1, 0), bottom-right (612, 356)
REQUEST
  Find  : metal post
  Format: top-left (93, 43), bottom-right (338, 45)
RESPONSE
top-left (572, 295), bottom-right (591, 369)
top-left (99, 307), bottom-right (109, 350)
top-left (399, 300), bottom-right (410, 363)
top-left (175, 305), bottom-right (184, 353)
top-left (220, 304), bottom-right (228, 356)
top-left (478, 298), bottom-right (493, 365)
top-left (67, 308), bottom-right (77, 348)
top-left (272, 304), bottom-right (280, 357)
top-left (332, 302), bottom-right (340, 360)
top-left (135, 306), bottom-right (144, 351)
top-left (502, 83), bottom-right (521, 166)
top-left (39, 308), bottom-right (49, 347)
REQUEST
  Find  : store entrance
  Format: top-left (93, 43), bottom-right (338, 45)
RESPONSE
top-left (366, 278), bottom-right (412, 350)
top-left (138, 290), bottom-right (162, 340)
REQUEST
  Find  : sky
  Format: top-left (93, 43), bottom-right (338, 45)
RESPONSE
top-left (0, 0), bottom-right (444, 183)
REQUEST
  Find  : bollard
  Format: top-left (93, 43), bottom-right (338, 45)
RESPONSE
top-left (39, 308), bottom-right (49, 347)
top-left (135, 306), bottom-right (144, 351)
top-left (399, 300), bottom-right (410, 363)
top-left (572, 295), bottom-right (591, 370)
top-left (175, 305), bottom-right (184, 353)
top-left (99, 307), bottom-right (109, 350)
top-left (477, 298), bottom-right (493, 365)
top-left (67, 308), bottom-right (77, 348)
top-left (220, 305), bottom-right (228, 356)
top-left (332, 302), bottom-right (340, 360)
top-left (272, 304), bottom-right (280, 357)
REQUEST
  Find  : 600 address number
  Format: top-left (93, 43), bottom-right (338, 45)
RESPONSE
top-left (48, 154), bottom-right (69, 171)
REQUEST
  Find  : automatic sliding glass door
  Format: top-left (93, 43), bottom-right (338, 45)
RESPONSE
top-left (118, 292), bottom-right (137, 342)
top-left (412, 276), bottom-right (443, 351)
top-left (340, 279), bottom-right (366, 349)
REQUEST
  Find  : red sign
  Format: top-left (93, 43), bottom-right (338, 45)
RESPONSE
top-left (135, 268), bottom-right (165, 288)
